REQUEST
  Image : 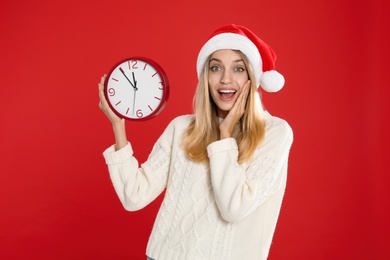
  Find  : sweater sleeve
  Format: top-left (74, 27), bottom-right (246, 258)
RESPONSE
top-left (207, 116), bottom-right (293, 222)
top-left (102, 122), bottom-right (174, 211)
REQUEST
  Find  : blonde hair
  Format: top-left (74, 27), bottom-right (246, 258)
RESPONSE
top-left (182, 51), bottom-right (266, 163)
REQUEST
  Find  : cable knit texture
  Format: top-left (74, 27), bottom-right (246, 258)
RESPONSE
top-left (103, 112), bottom-right (293, 260)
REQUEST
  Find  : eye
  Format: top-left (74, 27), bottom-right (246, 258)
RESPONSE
top-left (234, 66), bottom-right (246, 72)
top-left (210, 65), bottom-right (222, 72)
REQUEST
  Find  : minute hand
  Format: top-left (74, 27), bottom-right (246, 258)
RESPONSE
top-left (119, 68), bottom-right (138, 90)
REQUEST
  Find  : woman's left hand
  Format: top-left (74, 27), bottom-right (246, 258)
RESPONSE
top-left (219, 80), bottom-right (251, 139)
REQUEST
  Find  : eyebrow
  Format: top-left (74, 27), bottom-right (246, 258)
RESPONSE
top-left (209, 57), bottom-right (244, 63)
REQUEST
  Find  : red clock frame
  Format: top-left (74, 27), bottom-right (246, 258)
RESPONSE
top-left (104, 57), bottom-right (170, 121)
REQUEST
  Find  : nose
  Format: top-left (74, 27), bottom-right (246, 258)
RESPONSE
top-left (220, 70), bottom-right (232, 84)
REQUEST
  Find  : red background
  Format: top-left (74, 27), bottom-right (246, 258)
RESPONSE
top-left (1, 0), bottom-right (389, 259)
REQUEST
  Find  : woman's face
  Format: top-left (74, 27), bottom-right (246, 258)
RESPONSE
top-left (208, 49), bottom-right (249, 118)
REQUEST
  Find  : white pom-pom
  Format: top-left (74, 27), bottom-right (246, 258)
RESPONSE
top-left (259, 70), bottom-right (285, 92)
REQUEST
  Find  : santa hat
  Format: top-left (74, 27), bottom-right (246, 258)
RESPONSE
top-left (196, 24), bottom-right (284, 92)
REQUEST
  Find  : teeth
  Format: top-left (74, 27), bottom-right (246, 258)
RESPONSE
top-left (219, 90), bottom-right (236, 93)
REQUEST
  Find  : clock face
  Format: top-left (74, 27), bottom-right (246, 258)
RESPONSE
top-left (104, 57), bottom-right (169, 121)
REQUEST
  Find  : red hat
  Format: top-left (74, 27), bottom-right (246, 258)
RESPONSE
top-left (196, 24), bottom-right (284, 92)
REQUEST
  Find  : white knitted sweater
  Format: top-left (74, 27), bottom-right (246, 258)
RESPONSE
top-left (103, 112), bottom-right (293, 260)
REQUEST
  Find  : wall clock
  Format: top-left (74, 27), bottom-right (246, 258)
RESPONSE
top-left (104, 57), bottom-right (169, 121)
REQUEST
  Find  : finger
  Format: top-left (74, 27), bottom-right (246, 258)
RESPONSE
top-left (242, 80), bottom-right (250, 97)
top-left (236, 80), bottom-right (250, 111)
top-left (98, 75), bottom-right (109, 109)
top-left (243, 80), bottom-right (251, 98)
top-left (98, 74), bottom-right (107, 91)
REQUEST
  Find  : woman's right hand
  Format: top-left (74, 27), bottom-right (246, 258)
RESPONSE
top-left (98, 75), bottom-right (123, 126)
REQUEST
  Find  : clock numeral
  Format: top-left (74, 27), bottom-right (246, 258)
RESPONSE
top-left (158, 82), bottom-right (163, 90)
top-left (136, 109), bottom-right (143, 118)
top-left (129, 60), bottom-right (138, 70)
top-left (108, 88), bottom-right (116, 96)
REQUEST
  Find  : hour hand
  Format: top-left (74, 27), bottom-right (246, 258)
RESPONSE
top-left (132, 72), bottom-right (137, 88)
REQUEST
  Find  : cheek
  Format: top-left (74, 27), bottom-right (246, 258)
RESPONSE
top-left (208, 74), bottom-right (219, 86)
top-left (237, 75), bottom-right (249, 88)
top-left (207, 85), bottom-right (220, 104)
top-left (208, 86), bottom-right (218, 101)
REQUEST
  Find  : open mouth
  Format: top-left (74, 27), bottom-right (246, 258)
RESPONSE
top-left (218, 89), bottom-right (237, 100)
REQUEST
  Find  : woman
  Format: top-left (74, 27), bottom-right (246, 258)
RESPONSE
top-left (98, 24), bottom-right (293, 260)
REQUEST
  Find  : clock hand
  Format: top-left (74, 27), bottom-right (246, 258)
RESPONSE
top-left (119, 68), bottom-right (138, 91)
top-left (132, 72), bottom-right (137, 88)
top-left (130, 72), bottom-right (137, 115)
top-left (133, 88), bottom-right (136, 115)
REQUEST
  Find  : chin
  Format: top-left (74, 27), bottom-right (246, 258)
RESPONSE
top-left (218, 105), bottom-right (233, 113)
